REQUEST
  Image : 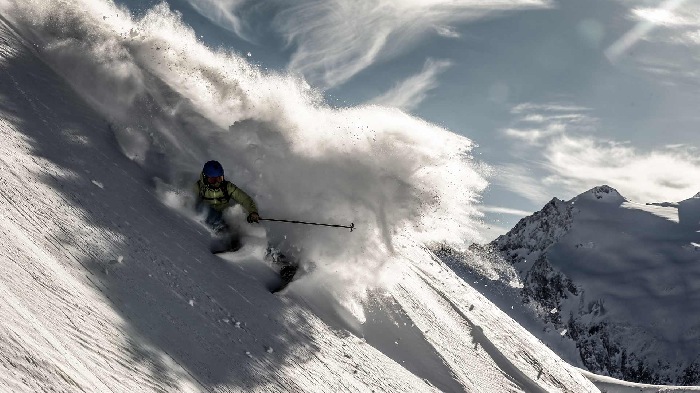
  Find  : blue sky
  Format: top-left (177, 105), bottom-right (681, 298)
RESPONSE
top-left (115, 0), bottom-right (700, 238)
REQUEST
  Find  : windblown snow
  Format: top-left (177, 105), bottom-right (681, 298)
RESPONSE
top-left (0, 0), bottom-right (613, 391)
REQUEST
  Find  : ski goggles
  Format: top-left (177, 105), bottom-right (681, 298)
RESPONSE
top-left (205, 175), bottom-right (224, 185)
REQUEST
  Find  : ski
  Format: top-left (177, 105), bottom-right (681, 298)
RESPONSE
top-left (270, 265), bottom-right (298, 294)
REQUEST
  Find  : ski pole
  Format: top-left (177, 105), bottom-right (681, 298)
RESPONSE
top-left (259, 217), bottom-right (355, 232)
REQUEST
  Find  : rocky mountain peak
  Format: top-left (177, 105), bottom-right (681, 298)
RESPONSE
top-left (483, 185), bottom-right (700, 386)
top-left (679, 192), bottom-right (700, 227)
top-left (490, 196), bottom-right (575, 265)
top-left (573, 185), bottom-right (627, 204)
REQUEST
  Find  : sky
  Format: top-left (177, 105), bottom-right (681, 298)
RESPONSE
top-left (114, 0), bottom-right (700, 239)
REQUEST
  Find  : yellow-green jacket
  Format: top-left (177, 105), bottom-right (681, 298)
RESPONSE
top-left (194, 174), bottom-right (258, 213)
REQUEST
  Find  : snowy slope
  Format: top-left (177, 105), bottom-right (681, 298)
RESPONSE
top-left (472, 185), bottom-right (700, 385)
top-left (0, 1), bottom-right (601, 392)
top-left (0, 17), bottom-right (433, 392)
top-left (580, 369), bottom-right (700, 393)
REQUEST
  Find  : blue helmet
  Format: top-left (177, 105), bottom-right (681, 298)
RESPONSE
top-left (202, 160), bottom-right (224, 177)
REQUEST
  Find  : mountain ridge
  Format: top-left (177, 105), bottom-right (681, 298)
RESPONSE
top-left (480, 185), bottom-right (700, 385)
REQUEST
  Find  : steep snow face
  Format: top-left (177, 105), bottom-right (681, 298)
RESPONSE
top-left (580, 369), bottom-right (700, 393)
top-left (492, 196), bottom-right (574, 270)
top-left (678, 194), bottom-right (700, 228)
top-left (0, 3), bottom-right (602, 393)
top-left (485, 185), bottom-right (700, 385)
top-left (572, 185), bottom-right (627, 205)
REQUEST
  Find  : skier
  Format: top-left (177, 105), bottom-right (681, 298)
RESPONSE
top-left (195, 160), bottom-right (297, 290)
top-left (194, 160), bottom-right (259, 235)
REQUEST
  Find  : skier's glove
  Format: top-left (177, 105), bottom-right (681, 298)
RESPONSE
top-left (247, 212), bottom-right (260, 223)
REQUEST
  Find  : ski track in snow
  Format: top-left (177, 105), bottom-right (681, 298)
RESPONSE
top-left (393, 244), bottom-right (597, 392)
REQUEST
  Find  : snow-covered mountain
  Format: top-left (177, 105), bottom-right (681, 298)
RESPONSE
top-left (0, 1), bottom-right (611, 392)
top-left (472, 185), bottom-right (700, 385)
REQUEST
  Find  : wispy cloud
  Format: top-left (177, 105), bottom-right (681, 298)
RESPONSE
top-left (498, 102), bottom-right (700, 204)
top-left (368, 58), bottom-right (452, 111)
top-left (501, 102), bottom-right (597, 146)
top-left (632, 6), bottom-right (695, 27)
top-left (511, 103), bottom-right (592, 114)
top-left (184, 0), bottom-right (252, 41)
top-left (606, 0), bottom-right (700, 88)
top-left (435, 25), bottom-right (461, 38)
top-left (542, 136), bottom-right (700, 203)
top-left (605, 0), bottom-right (690, 61)
top-left (502, 123), bottom-right (565, 145)
top-left (493, 164), bottom-right (554, 204)
top-left (480, 205), bottom-right (533, 216)
top-left (273, 0), bottom-right (551, 89)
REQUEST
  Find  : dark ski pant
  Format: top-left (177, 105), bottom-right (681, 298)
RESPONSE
top-left (196, 201), bottom-right (227, 232)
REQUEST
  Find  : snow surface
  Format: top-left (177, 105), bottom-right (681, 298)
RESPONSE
top-left (0, 1), bottom-right (609, 392)
top-left (579, 369), bottom-right (700, 393)
top-left (476, 184), bottom-right (700, 386)
top-left (550, 191), bottom-right (700, 362)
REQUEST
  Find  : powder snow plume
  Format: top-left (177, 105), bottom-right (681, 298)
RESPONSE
top-left (2, 0), bottom-right (488, 311)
